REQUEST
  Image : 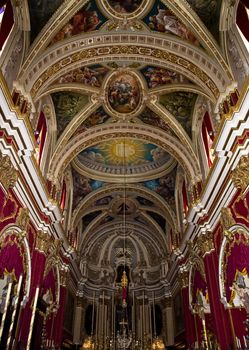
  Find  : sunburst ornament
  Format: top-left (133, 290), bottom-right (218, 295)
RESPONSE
top-left (98, 139), bottom-right (146, 166)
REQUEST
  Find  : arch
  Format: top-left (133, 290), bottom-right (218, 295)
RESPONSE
top-left (48, 124), bottom-right (201, 185)
top-left (0, 225), bottom-right (32, 301)
top-left (0, 0), bottom-right (14, 51)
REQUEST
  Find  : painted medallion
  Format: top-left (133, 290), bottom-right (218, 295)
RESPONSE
top-left (107, 72), bottom-right (141, 114)
top-left (107, 0), bottom-right (143, 14)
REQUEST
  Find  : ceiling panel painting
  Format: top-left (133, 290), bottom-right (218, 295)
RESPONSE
top-left (56, 65), bottom-right (109, 87)
top-left (138, 107), bottom-right (178, 137)
top-left (159, 92), bottom-right (197, 138)
top-left (78, 139), bottom-right (171, 167)
top-left (106, 0), bottom-right (143, 14)
top-left (136, 196), bottom-right (154, 207)
top-left (95, 196), bottom-right (113, 206)
top-left (82, 211), bottom-right (102, 230)
top-left (50, 2), bottom-right (106, 45)
top-left (140, 66), bottom-right (192, 89)
top-left (28, 0), bottom-right (63, 43)
top-left (72, 169), bottom-right (104, 210)
top-left (186, 0), bottom-right (222, 43)
top-left (143, 0), bottom-right (200, 47)
top-left (52, 92), bottom-right (89, 138)
top-left (143, 167), bottom-right (176, 207)
top-left (146, 211), bottom-right (166, 231)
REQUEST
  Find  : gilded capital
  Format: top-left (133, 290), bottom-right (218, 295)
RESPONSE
top-left (0, 152), bottom-right (18, 190)
top-left (231, 155), bottom-right (249, 192)
top-left (178, 270), bottom-right (189, 289)
top-left (35, 230), bottom-right (51, 254)
top-left (220, 207), bottom-right (235, 230)
top-left (16, 207), bottom-right (30, 232)
top-left (197, 233), bottom-right (215, 257)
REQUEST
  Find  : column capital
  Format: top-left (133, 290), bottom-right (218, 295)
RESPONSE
top-left (0, 152), bottom-right (18, 190)
top-left (16, 207), bottom-right (30, 232)
top-left (220, 207), bottom-right (235, 231)
top-left (35, 230), bottom-right (51, 254)
top-left (178, 269), bottom-right (189, 289)
top-left (197, 233), bottom-right (215, 257)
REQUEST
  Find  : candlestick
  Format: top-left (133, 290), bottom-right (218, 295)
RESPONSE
top-left (27, 287), bottom-right (40, 350)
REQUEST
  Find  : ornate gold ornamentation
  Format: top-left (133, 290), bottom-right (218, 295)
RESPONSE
top-left (220, 207), bottom-right (235, 230)
top-left (60, 269), bottom-right (69, 287)
top-left (0, 152), bottom-right (18, 190)
top-left (16, 208), bottom-right (30, 232)
top-left (197, 233), bottom-right (214, 257)
top-left (35, 231), bottom-right (51, 254)
top-left (231, 155), bottom-right (249, 192)
top-left (178, 270), bottom-right (189, 289)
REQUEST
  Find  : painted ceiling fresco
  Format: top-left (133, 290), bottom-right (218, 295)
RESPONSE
top-left (107, 0), bottom-right (143, 13)
top-left (72, 168), bottom-right (103, 210)
top-left (28, 0), bottom-right (63, 43)
top-left (82, 211), bottom-right (102, 230)
top-left (52, 92), bottom-right (89, 139)
top-left (186, 0), bottom-right (222, 42)
top-left (159, 92), bottom-right (197, 138)
top-left (140, 66), bottom-right (192, 89)
top-left (56, 65), bottom-right (109, 87)
top-left (146, 211), bottom-right (166, 231)
top-left (77, 139), bottom-right (171, 167)
top-left (143, 167), bottom-right (177, 207)
top-left (143, 0), bottom-right (200, 47)
top-left (136, 196), bottom-right (154, 207)
top-left (50, 2), bottom-right (106, 45)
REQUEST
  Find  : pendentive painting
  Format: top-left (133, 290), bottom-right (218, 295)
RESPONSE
top-left (107, 0), bottom-right (143, 14)
top-left (108, 73), bottom-right (140, 114)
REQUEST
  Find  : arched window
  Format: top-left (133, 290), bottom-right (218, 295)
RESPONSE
top-left (201, 112), bottom-right (214, 168)
top-left (0, 0), bottom-right (14, 50)
top-left (35, 111), bottom-right (47, 165)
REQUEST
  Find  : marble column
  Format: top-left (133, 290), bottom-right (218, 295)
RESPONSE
top-left (73, 297), bottom-right (84, 345)
top-left (179, 270), bottom-right (196, 348)
top-left (163, 297), bottom-right (174, 346)
top-left (198, 233), bottom-right (233, 350)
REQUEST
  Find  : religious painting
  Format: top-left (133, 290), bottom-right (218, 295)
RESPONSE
top-left (138, 107), bottom-right (175, 136)
top-left (72, 169), bottom-right (103, 210)
top-left (82, 211), bottom-right (102, 230)
top-left (174, 292), bottom-right (185, 335)
top-left (136, 196), bottom-right (154, 207)
top-left (50, 2), bottom-right (105, 45)
top-left (95, 196), bottom-right (113, 206)
top-left (229, 268), bottom-right (249, 309)
top-left (56, 65), bottom-right (109, 87)
top-left (146, 211), bottom-right (166, 231)
top-left (186, 0), bottom-right (222, 42)
top-left (159, 92), bottom-right (197, 138)
top-left (78, 140), bottom-right (169, 167)
top-left (107, 0), bottom-right (143, 14)
top-left (28, 0), bottom-right (63, 43)
top-left (141, 66), bottom-right (191, 89)
top-left (99, 215), bottom-right (114, 225)
top-left (52, 92), bottom-right (89, 138)
top-left (143, 167), bottom-right (176, 207)
top-left (144, 0), bottom-right (200, 47)
top-left (108, 73), bottom-right (141, 114)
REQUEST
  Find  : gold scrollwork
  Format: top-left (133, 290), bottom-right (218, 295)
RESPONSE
top-left (35, 231), bottom-right (51, 254)
top-left (0, 152), bottom-right (18, 190)
top-left (220, 207), bottom-right (235, 231)
top-left (178, 269), bottom-right (189, 289)
top-left (197, 233), bottom-right (214, 257)
top-left (231, 155), bottom-right (249, 192)
top-left (16, 208), bottom-right (30, 232)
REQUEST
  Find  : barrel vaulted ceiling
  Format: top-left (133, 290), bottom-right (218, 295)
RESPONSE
top-left (22, 0), bottom-right (235, 289)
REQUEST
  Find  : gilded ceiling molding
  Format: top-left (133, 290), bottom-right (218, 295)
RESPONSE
top-left (231, 155), bottom-right (249, 193)
top-left (71, 183), bottom-right (177, 231)
top-left (48, 124), bottom-right (201, 185)
top-left (220, 207), bottom-right (236, 231)
top-left (197, 233), bottom-right (215, 258)
top-left (0, 152), bottom-right (18, 190)
top-left (165, 0), bottom-right (233, 81)
top-left (35, 230), bottom-right (51, 255)
top-left (28, 44), bottom-right (220, 99)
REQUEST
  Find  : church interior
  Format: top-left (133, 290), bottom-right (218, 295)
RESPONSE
top-left (0, 0), bottom-right (248, 349)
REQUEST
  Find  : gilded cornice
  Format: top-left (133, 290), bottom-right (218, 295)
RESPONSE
top-left (0, 152), bottom-right (18, 190)
top-left (197, 233), bottom-right (215, 258)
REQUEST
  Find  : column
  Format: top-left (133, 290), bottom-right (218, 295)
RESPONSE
top-left (198, 233), bottom-right (233, 350)
top-left (179, 270), bottom-right (196, 348)
top-left (17, 231), bottom-right (50, 348)
top-left (164, 297), bottom-right (174, 346)
top-left (73, 297), bottom-right (84, 345)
